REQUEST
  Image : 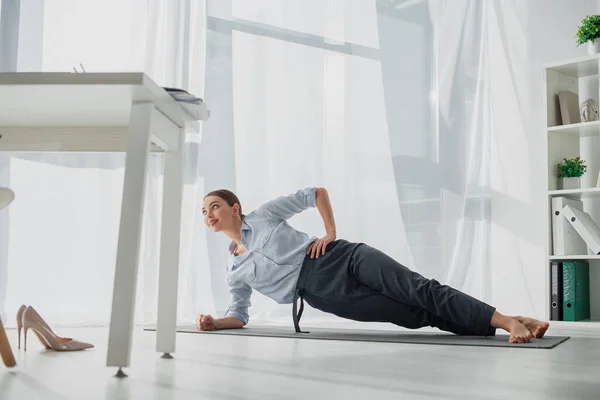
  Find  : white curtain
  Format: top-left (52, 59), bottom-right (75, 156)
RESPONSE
top-left (0, 0), bottom-right (506, 329)
top-left (428, 0), bottom-right (491, 301)
top-left (0, 0), bottom-right (213, 327)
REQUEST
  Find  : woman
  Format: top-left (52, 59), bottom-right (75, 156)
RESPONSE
top-left (197, 187), bottom-right (549, 343)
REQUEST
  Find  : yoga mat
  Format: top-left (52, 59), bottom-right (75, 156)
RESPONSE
top-left (144, 325), bottom-right (569, 349)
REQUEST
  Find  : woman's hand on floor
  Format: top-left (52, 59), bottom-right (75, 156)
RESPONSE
top-left (195, 315), bottom-right (245, 330)
top-left (306, 231), bottom-right (336, 259)
top-left (196, 314), bottom-right (215, 331)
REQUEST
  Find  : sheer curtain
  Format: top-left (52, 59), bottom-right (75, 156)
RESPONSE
top-left (428, 0), bottom-right (491, 301)
top-left (0, 0), bottom-right (501, 329)
top-left (203, 0), bottom-right (492, 325)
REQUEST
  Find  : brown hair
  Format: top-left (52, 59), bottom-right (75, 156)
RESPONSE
top-left (204, 189), bottom-right (245, 220)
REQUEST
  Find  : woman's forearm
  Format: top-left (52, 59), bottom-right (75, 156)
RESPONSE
top-left (316, 187), bottom-right (336, 234)
top-left (214, 316), bottom-right (245, 330)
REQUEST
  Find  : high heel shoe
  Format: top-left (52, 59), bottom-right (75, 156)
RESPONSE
top-left (22, 306), bottom-right (94, 351)
top-left (18, 305), bottom-right (54, 349)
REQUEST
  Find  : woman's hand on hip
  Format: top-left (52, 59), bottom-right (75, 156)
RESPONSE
top-left (307, 231), bottom-right (336, 259)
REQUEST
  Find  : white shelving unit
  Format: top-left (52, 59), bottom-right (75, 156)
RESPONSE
top-left (544, 53), bottom-right (600, 327)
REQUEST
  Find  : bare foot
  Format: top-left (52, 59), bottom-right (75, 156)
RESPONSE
top-left (507, 319), bottom-right (532, 344)
top-left (515, 317), bottom-right (549, 339)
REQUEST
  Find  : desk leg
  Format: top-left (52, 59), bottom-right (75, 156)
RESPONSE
top-left (106, 102), bottom-right (153, 376)
top-left (156, 129), bottom-right (185, 358)
top-left (0, 317), bottom-right (16, 368)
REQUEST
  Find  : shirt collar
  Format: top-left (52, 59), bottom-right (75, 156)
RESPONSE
top-left (235, 217), bottom-right (251, 249)
top-left (241, 216), bottom-right (251, 231)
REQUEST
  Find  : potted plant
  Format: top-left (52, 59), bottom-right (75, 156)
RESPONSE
top-left (557, 157), bottom-right (587, 190)
top-left (576, 15), bottom-right (600, 55)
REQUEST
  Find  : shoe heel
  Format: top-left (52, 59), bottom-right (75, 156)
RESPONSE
top-left (16, 304), bottom-right (26, 350)
top-left (23, 326), bottom-right (28, 352)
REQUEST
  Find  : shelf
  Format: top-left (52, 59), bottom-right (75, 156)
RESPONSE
top-left (544, 53), bottom-right (600, 78)
top-left (549, 187), bottom-right (600, 199)
top-left (549, 255), bottom-right (600, 261)
top-left (547, 120), bottom-right (600, 136)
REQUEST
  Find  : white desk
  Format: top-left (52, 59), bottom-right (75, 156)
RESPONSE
top-left (0, 73), bottom-right (207, 376)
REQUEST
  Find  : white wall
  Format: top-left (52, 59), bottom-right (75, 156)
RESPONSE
top-left (490, 0), bottom-right (595, 318)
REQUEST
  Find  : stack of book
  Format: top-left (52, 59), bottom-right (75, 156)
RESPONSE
top-left (551, 260), bottom-right (590, 321)
top-left (163, 87), bottom-right (210, 121)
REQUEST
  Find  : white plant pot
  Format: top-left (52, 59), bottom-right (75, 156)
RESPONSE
top-left (588, 40), bottom-right (600, 55)
top-left (559, 177), bottom-right (581, 190)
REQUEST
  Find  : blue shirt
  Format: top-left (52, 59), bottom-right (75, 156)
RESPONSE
top-left (224, 187), bottom-right (318, 324)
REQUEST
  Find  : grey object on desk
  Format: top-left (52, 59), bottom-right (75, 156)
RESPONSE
top-left (163, 87), bottom-right (209, 121)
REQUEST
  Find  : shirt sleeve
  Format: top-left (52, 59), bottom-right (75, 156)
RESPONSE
top-left (255, 187), bottom-right (317, 221)
top-left (224, 277), bottom-right (252, 325)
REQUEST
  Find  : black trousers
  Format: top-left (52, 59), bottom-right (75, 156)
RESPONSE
top-left (294, 239), bottom-right (496, 336)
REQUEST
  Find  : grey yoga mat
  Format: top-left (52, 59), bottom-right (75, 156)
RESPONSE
top-left (144, 325), bottom-right (569, 349)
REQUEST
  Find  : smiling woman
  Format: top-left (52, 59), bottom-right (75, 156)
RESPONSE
top-left (198, 186), bottom-right (549, 344)
top-left (203, 189), bottom-right (247, 230)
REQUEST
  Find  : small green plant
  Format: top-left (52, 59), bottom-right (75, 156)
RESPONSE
top-left (557, 157), bottom-right (587, 178)
top-left (576, 15), bottom-right (600, 46)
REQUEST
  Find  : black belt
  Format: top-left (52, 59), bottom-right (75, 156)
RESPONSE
top-left (292, 288), bottom-right (309, 333)
top-left (293, 251), bottom-right (317, 334)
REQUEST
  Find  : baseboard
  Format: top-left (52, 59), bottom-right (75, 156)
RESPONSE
top-left (547, 321), bottom-right (600, 338)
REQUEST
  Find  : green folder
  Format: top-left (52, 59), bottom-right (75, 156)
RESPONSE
top-left (563, 261), bottom-right (590, 321)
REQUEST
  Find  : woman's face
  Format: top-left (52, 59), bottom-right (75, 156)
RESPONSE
top-left (202, 195), bottom-right (239, 232)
